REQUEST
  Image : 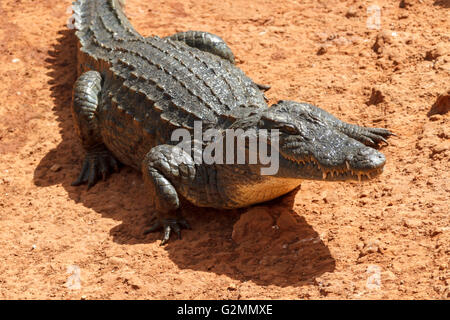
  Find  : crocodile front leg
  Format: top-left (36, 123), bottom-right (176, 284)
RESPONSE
top-left (142, 144), bottom-right (195, 245)
top-left (71, 71), bottom-right (119, 188)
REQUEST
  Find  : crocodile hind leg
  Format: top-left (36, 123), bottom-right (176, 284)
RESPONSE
top-left (71, 71), bottom-right (119, 189)
top-left (142, 145), bottom-right (195, 245)
top-left (164, 31), bottom-right (271, 93)
top-left (164, 31), bottom-right (236, 64)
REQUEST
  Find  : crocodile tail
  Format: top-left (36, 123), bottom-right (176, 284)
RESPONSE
top-left (72, 0), bottom-right (141, 73)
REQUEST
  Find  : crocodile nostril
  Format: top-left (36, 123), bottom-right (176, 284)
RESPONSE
top-left (346, 148), bottom-right (386, 170)
top-left (368, 151), bottom-right (386, 168)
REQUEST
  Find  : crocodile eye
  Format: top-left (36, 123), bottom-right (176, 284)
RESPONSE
top-left (277, 123), bottom-right (298, 135)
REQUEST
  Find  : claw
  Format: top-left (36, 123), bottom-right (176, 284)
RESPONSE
top-left (369, 127), bottom-right (396, 137)
top-left (87, 161), bottom-right (97, 189)
top-left (99, 159), bottom-right (108, 181)
top-left (144, 216), bottom-right (191, 244)
top-left (178, 219), bottom-right (191, 230)
top-left (161, 225), bottom-right (171, 245)
top-left (143, 220), bottom-right (162, 234)
top-left (109, 156), bottom-right (120, 173)
top-left (71, 159), bottom-right (89, 186)
top-left (363, 137), bottom-right (376, 147)
top-left (172, 223), bottom-right (181, 239)
top-left (378, 136), bottom-right (389, 144)
top-left (71, 146), bottom-right (119, 189)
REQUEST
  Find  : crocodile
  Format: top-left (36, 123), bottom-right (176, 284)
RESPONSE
top-left (71, 0), bottom-right (394, 244)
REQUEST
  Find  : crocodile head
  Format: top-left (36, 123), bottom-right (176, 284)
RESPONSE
top-left (256, 101), bottom-right (387, 181)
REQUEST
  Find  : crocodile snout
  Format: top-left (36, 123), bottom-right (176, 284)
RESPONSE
top-left (347, 147), bottom-right (386, 171)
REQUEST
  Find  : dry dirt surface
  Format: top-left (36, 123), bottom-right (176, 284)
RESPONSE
top-left (0, 0), bottom-right (449, 299)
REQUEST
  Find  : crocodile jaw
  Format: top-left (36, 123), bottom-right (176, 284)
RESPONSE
top-left (279, 154), bottom-right (385, 182)
top-left (277, 145), bottom-right (386, 182)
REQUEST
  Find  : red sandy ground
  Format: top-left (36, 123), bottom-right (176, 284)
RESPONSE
top-left (0, 0), bottom-right (449, 299)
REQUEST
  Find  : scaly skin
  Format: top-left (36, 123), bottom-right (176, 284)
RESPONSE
top-left (71, 0), bottom-right (394, 244)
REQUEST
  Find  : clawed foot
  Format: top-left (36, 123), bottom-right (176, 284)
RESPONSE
top-left (144, 215), bottom-right (191, 245)
top-left (356, 127), bottom-right (396, 148)
top-left (71, 146), bottom-right (120, 189)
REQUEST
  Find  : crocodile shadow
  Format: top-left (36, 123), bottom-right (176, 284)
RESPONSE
top-left (433, 0), bottom-right (450, 8)
top-left (34, 28), bottom-right (335, 288)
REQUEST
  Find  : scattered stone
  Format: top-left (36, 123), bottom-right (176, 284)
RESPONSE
top-left (49, 164), bottom-right (62, 172)
top-left (434, 0), bottom-right (450, 8)
top-left (405, 36), bottom-right (414, 45)
top-left (121, 273), bottom-right (143, 290)
top-left (399, 0), bottom-right (414, 8)
top-left (227, 283), bottom-right (237, 291)
top-left (382, 270), bottom-right (397, 282)
top-left (12, 58), bottom-right (20, 63)
top-left (429, 114), bottom-right (442, 121)
top-left (109, 256), bottom-right (126, 267)
top-left (425, 44), bottom-right (448, 61)
top-left (345, 6), bottom-right (358, 18)
top-left (317, 45), bottom-right (327, 55)
top-left (430, 142), bottom-right (448, 155)
top-left (429, 227), bottom-right (444, 237)
top-left (359, 240), bottom-right (382, 257)
top-left (270, 51), bottom-right (287, 61)
top-left (366, 240), bottom-right (381, 253)
top-left (367, 86), bottom-right (385, 105)
top-left (434, 58), bottom-right (450, 72)
top-left (322, 190), bottom-right (339, 203)
top-left (403, 218), bottom-right (423, 228)
top-left (80, 295), bottom-right (87, 300)
top-left (428, 90), bottom-right (450, 115)
top-left (372, 31), bottom-right (394, 54)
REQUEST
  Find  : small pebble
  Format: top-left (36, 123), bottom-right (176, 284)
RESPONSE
top-left (403, 218), bottom-right (422, 228)
top-left (227, 283), bottom-right (237, 291)
top-left (425, 44), bottom-right (448, 61)
top-left (345, 7), bottom-right (358, 18)
top-left (317, 45), bottom-right (327, 55)
top-left (367, 86), bottom-right (386, 105)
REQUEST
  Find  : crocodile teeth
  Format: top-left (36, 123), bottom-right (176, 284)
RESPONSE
top-left (346, 161), bottom-right (350, 170)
